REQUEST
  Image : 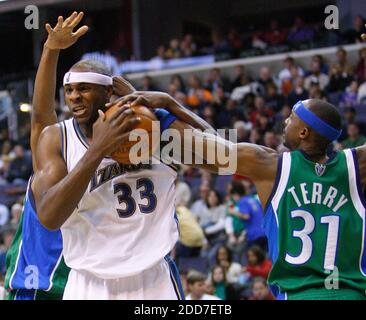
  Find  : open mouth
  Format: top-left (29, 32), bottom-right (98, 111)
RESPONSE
top-left (72, 106), bottom-right (87, 116)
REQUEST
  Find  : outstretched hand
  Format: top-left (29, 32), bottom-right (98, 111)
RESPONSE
top-left (44, 11), bottom-right (88, 50)
top-left (106, 91), bottom-right (173, 110)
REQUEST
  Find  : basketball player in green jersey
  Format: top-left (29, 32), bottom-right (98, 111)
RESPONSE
top-left (118, 91), bottom-right (366, 300)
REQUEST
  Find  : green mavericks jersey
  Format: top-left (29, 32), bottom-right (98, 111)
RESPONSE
top-left (263, 149), bottom-right (366, 299)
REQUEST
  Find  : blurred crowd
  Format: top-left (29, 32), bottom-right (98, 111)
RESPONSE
top-left (150, 15), bottom-right (366, 62)
top-left (1, 40), bottom-right (366, 299)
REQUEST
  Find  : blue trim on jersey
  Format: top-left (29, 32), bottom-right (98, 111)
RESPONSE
top-left (264, 154), bottom-right (283, 213)
top-left (164, 255), bottom-right (185, 300)
top-left (60, 122), bottom-right (64, 160)
top-left (10, 186), bottom-right (64, 291)
top-left (72, 118), bottom-right (89, 149)
top-left (351, 148), bottom-right (366, 274)
top-left (174, 210), bottom-right (180, 236)
top-left (154, 109), bottom-right (177, 132)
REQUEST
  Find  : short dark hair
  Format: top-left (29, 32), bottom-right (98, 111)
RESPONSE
top-left (70, 59), bottom-right (112, 76)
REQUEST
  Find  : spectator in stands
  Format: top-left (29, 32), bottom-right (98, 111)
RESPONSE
top-left (256, 67), bottom-right (276, 96)
top-left (256, 111), bottom-right (274, 136)
top-left (310, 54), bottom-right (329, 75)
top-left (273, 104), bottom-right (291, 134)
top-left (180, 34), bottom-right (197, 58)
top-left (344, 15), bottom-right (366, 44)
top-left (140, 75), bottom-right (160, 91)
top-left (185, 271), bottom-right (221, 300)
top-left (264, 131), bottom-right (280, 150)
top-left (265, 83), bottom-right (284, 113)
top-left (230, 65), bottom-right (247, 90)
top-left (233, 121), bottom-right (251, 143)
top-left (339, 107), bottom-right (366, 141)
top-left (327, 62), bottom-right (353, 94)
top-left (9, 202), bottom-right (22, 227)
top-left (165, 38), bottom-right (182, 59)
top-left (278, 56), bottom-right (304, 86)
top-left (340, 80), bottom-right (359, 108)
top-left (0, 225), bottom-right (16, 276)
top-left (308, 82), bottom-right (325, 100)
top-left (215, 245), bottom-right (242, 285)
top-left (341, 123), bottom-right (366, 149)
top-left (262, 19), bottom-right (287, 46)
top-left (0, 204), bottom-right (9, 227)
top-left (6, 144), bottom-right (32, 183)
top-left (355, 47), bottom-right (366, 83)
top-left (287, 17), bottom-right (314, 47)
top-left (249, 95), bottom-right (273, 126)
top-left (170, 74), bottom-right (187, 94)
top-left (357, 75), bottom-right (366, 103)
top-left (243, 245), bottom-right (272, 279)
top-left (202, 190), bottom-right (226, 242)
top-left (287, 76), bottom-right (309, 106)
top-left (248, 277), bottom-right (275, 300)
top-left (211, 30), bottom-right (230, 55)
top-left (209, 265), bottom-right (238, 300)
top-left (304, 60), bottom-right (329, 91)
top-left (186, 75), bottom-right (213, 108)
top-left (225, 181), bottom-right (248, 248)
top-left (335, 47), bottom-right (354, 75)
top-left (205, 68), bottom-right (229, 94)
top-left (190, 181), bottom-right (210, 222)
top-left (227, 27), bottom-right (242, 56)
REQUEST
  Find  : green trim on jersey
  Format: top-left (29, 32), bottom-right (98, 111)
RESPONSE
top-left (268, 149), bottom-right (366, 296)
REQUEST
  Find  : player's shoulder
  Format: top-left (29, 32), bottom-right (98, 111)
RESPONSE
top-left (38, 123), bottom-right (63, 146)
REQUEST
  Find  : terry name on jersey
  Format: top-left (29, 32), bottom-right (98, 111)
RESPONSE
top-left (287, 182), bottom-right (348, 212)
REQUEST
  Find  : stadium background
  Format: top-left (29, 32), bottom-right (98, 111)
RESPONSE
top-left (0, 0), bottom-right (366, 300)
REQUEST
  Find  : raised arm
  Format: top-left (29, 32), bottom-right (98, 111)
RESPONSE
top-left (31, 11), bottom-right (88, 172)
top-left (32, 106), bottom-right (141, 230)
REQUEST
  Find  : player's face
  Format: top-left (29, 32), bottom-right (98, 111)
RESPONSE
top-left (64, 82), bottom-right (112, 125)
top-left (283, 111), bottom-right (302, 150)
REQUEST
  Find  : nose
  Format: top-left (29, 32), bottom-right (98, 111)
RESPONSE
top-left (68, 89), bottom-right (82, 103)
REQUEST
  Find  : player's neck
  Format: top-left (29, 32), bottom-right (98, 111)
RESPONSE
top-left (298, 147), bottom-right (328, 164)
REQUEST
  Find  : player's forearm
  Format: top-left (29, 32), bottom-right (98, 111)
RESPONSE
top-left (166, 97), bottom-right (215, 132)
top-left (32, 45), bottom-right (59, 125)
top-left (38, 150), bottom-right (103, 230)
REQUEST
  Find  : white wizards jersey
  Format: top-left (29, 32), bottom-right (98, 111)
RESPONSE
top-left (59, 119), bottom-right (179, 279)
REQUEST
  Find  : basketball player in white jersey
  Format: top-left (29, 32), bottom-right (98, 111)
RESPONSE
top-left (31, 13), bottom-right (215, 300)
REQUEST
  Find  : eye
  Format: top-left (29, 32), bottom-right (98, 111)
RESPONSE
top-left (65, 87), bottom-right (72, 95)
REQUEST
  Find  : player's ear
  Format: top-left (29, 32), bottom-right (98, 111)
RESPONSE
top-left (299, 127), bottom-right (310, 139)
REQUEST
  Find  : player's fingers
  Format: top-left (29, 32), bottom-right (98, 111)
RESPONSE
top-left (55, 16), bottom-right (64, 29)
top-left (63, 11), bottom-right (77, 27)
top-left (130, 96), bottom-right (146, 107)
top-left (45, 23), bottom-right (53, 34)
top-left (106, 94), bottom-right (137, 107)
top-left (98, 109), bottom-right (106, 121)
top-left (120, 117), bottom-right (141, 132)
top-left (70, 11), bottom-right (84, 28)
top-left (72, 25), bottom-right (89, 39)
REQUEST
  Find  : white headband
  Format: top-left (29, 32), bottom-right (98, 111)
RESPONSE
top-left (63, 72), bottom-right (113, 86)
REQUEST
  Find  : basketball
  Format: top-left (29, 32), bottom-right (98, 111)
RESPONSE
top-left (105, 104), bottom-right (159, 164)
